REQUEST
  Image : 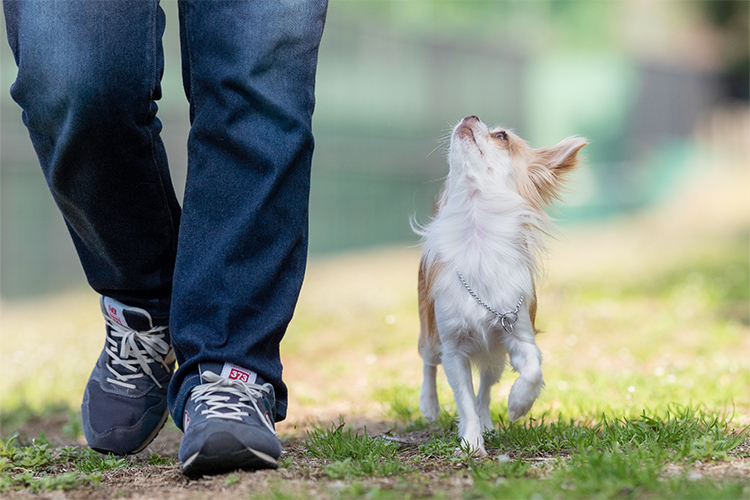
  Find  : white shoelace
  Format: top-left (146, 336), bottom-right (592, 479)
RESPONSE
top-left (104, 316), bottom-right (172, 390)
top-left (190, 371), bottom-right (276, 435)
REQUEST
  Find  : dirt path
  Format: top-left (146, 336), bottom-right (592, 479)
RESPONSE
top-left (2, 416), bottom-right (472, 499)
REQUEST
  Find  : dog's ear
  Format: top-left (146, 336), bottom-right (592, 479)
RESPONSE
top-left (538, 137), bottom-right (588, 176)
top-left (520, 137), bottom-right (587, 210)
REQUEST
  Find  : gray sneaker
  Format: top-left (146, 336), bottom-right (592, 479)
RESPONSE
top-left (81, 297), bottom-right (174, 455)
top-left (179, 362), bottom-right (281, 477)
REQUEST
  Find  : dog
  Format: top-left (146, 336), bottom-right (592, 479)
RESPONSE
top-left (416, 115), bottom-right (586, 455)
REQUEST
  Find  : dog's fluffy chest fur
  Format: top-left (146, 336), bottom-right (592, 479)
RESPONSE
top-left (423, 180), bottom-right (537, 347)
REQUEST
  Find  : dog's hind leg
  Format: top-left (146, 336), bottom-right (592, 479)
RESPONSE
top-left (418, 313), bottom-right (441, 422)
top-left (419, 361), bottom-right (440, 421)
top-left (505, 317), bottom-right (544, 421)
top-left (418, 258), bottom-right (442, 421)
top-left (477, 361), bottom-right (504, 432)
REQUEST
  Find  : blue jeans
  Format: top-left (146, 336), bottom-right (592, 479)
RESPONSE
top-left (4, 0), bottom-right (328, 425)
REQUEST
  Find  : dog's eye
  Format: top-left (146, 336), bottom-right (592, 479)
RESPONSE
top-left (492, 131), bottom-right (508, 141)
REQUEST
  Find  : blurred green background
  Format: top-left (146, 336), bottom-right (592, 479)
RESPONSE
top-left (1, 0), bottom-right (748, 299)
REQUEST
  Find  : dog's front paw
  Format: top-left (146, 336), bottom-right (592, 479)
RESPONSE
top-left (507, 376), bottom-right (542, 421)
top-left (456, 424), bottom-right (488, 457)
top-left (508, 400), bottom-right (532, 422)
top-left (454, 439), bottom-right (487, 458)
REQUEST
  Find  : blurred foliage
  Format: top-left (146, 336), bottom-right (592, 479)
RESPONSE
top-left (331, 0), bottom-right (738, 52)
top-left (334, 1), bottom-right (631, 44)
top-left (698, 0), bottom-right (749, 99)
top-left (700, 0), bottom-right (749, 26)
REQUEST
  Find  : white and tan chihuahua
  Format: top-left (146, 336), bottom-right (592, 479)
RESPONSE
top-left (416, 116), bottom-right (586, 455)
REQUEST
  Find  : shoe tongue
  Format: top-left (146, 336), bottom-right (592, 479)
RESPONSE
top-left (102, 297), bottom-right (155, 331)
top-left (199, 362), bottom-right (259, 385)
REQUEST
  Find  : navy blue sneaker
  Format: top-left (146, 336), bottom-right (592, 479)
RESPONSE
top-left (179, 362), bottom-right (281, 477)
top-left (81, 297), bottom-right (174, 455)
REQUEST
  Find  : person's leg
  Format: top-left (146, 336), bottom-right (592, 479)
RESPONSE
top-left (168, 0), bottom-right (327, 432)
top-left (4, 0), bottom-right (180, 316)
top-left (4, 0), bottom-right (181, 455)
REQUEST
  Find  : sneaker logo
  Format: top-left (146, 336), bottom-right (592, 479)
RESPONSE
top-left (107, 305), bottom-right (124, 326)
top-left (104, 298), bottom-right (128, 327)
top-left (220, 363), bottom-right (257, 384)
top-left (184, 410), bottom-right (190, 430)
top-left (229, 368), bottom-right (249, 383)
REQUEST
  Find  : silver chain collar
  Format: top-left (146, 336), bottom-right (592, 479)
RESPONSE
top-left (456, 271), bottom-right (524, 333)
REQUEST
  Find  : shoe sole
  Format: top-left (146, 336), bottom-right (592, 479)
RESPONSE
top-left (181, 439), bottom-right (278, 478)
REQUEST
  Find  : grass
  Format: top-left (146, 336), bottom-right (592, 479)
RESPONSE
top-left (0, 433), bottom-right (120, 493)
top-left (466, 448), bottom-right (748, 500)
top-left (485, 406), bottom-right (748, 460)
top-left (305, 419), bottom-right (412, 479)
top-left (297, 405), bottom-right (748, 499)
